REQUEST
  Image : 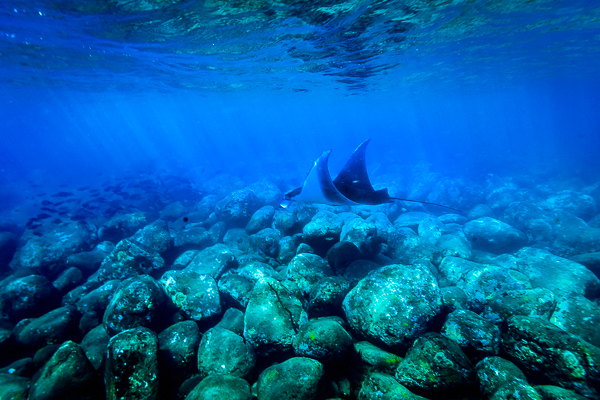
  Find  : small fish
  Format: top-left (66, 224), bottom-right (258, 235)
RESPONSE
top-left (36, 213), bottom-right (52, 219)
top-left (54, 201), bottom-right (65, 206)
top-left (32, 231), bottom-right (43, 237)
top-left (58, 211), bottom-right (68, 216)
top-left (77, 186), bottom-right (91, 191)
top-left (51, 191), bottom-right (74, 198)
top-left (90, 189), bottom-right (100, 193)
top-left (40, 207), bottom-right (57, 213)
top-left (52, 218), bottom-right (62, 224)
top-left (28, 224), bottom-right (42, 230)
top-left (41, 200), bottom-right (53, 206)
top-left (90, 193), bottom-right (100, 198)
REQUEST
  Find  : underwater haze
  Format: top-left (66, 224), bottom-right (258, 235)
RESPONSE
top-left (1, 0), bottom-right (600, 399)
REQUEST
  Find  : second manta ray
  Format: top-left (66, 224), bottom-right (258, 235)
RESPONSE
top-left (283, 139), bottom-right (461, 212)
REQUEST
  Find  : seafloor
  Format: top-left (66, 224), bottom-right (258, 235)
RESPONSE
top-left (0, 169), bottom-right (599, 400)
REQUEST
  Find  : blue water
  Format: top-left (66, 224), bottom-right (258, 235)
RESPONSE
top-left (1, 0), bottom-right (599, 223)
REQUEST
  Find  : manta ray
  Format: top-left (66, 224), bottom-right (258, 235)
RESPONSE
top-left (282, 139), bottom-right (461, 212)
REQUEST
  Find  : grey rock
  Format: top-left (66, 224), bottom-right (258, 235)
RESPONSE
top-left (342, 264), bottom-right (442, 350)
top-left (302, 210), bottom-right (345, 255)
top-left (463, 217), bottom-right (527, 254)
top-left (309, 276), bottom-right (351, 318)
top-left (215, 188), bottom-right (261, 226)
top-left (358, 373), bottom-right (428, 400)
top-left (550, 295), bottom-right (600, 347)
top-left (217, 271), bottom-right (255, 309)
top-left (250, 228), bottom-right (281, 258)
top-left (223, 228), bottom-right (251, 255)
top-left (66, 241), bottom-right (113, 277)
top-left (246, 205), bottom-right (275, 235)
top-left (130, 219), bottom-right (173, 254)
top-left (343, 259), bottom-right (380, 285)
top-left (160, 269), bottom-right (221, 324)
top-left (9, 222), bottom-right (94, 275)
top-left (570, 252), bottom-right (600, 278)
top-left (441, 286), bottom-right (469, 312)
top-left (215, 308), bottom-right (245, 336)
top-left (441, 309), bottom-right (500, 362)
top-left (326, 241), bottom-right (360, 273)
top-left (76, 279), bottom-right (122, 315)
top-left (436, 231), bottom-right (472, 259)
top-left (395, 332), bottom-right (473, 393)
top-left (389, 227), bottom-right (441, 265)
top-left (293, 318), bottom-right (353, 362)
top-left (158, 321), bottom-right (200, 384)
top-left (468, 204), bottom-right (495, 220)
top-left (354, 341), bottom-right (403, 376)
top-left (257, 357), bottom-right (325, 400)
top-left (534, 385), bottom-right (588, 400)
top-left (2, 274), bottom-right (60, 320)
top-left (0, 231), bottom-right (18, 264)
top-left (28, 341), bottom-right (95, 400)
top-left (52, 267), bottom-right (82, 294)
top-left (98, 212), bottom-right (148, 243)
top-left (277, 236), bottom-right (296, 264)
top-left (198, 327), bottom-right (256, 379)
top-left (16, 306), bottom-right (76, 347)
top-left (184, 243), bottom-right (237, 280)
top-left (80, 324), bottom-right (110, 370)
top-left (286, 253), bottom-right (333, 295)
top-left (418, 217), bottom-right (446, 246)
top-left (105, 327), bottom-right (159, 400)
top-left (173, 225), bottom-right (213, 252)
top-left (246, 180), bottom-right (283, 207)
top-left (394, 212), bottom-right (433, 231)
top-left (97, 238), bottom-right (165, 282)
top-left (510, 248), bottom-right (600, 297)
top-left (501, 315), bottom-right (600, 398)
top-left (0, 373), bottom-right (29, 400)
top-left (340, 217), bottom-right (379, 257)
top-left (243, 277), bottom-right (306, 356)
top-left (542, 191), bottom-right (597, 221)
top-left (272, 210), bottom-right (298, 236)
top-left (482, 288), bottom-right (556, 323)
top-left (103, 275), bottom-right (167, 336)
top-left (159, 201), bottom-right (188, 221)
top-left (475, 356), bottom-right (528, 398)
top-left (491, 381), bottom-right (543, 400)
top-left (187, 374), bottom-right (251, 400)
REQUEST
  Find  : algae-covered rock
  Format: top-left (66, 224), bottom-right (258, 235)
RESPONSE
top-left (16, 306), bottom-right (76, 348)
top-left (28, 341), bottom-right (96, 400)
top-left (246, 205), bottom-right (275, 235)
top-left (354, 341), bottom-right (403, 376)
top-left (342, 263), bottom-right (442, 350)
top-left (482, 288), bottom-right (556, 323)
top-left (534, 385), bottom-right (588, 400)
top-left (463, 217), bottom-right (527, 254)
top-left (130, 219), bottom-right (173, 254)
top-left (197, 326), bottom-right (256, 379)
top-left (158, 320), bottom-right (200, 385)
top-left (286, 253), bottom-right (333, 294)
top-left (395, 332), bottom-right (473, 393)
top-left (98, 212), bottom-right (148, 243)
top-left (103, 275), bottom-right (167, 336)
top-left (302, 210), bottom-right (345, 255)
top-left (256, 357), bottom-right (325, 400)
top-left (475, 356), bottom-right (528, 398)
top-left (436, 231), bottom-right (472, 259)
top-left (0, 373), bottom-right (30, 400)
top-left (186, 374), bottom-right (251, 400)
top-left (215, 188), bottom-right (261, 226)
top-left (97, 238), bottom-right (165, 282)
top-left (418, 217), bottom-right (446, 246)
top-left (184, 243), bottom-right (237, 280)
top-left (550, 295), bottom-right (600, 347)
top-left (501, 315), bottom-right (600, 398)
top-left (358, 373), bottom-right (428, 400)
top-left (340, 217), bottom-right (379, 257)
top-left (2, 274), bottom-right (60, 320)
top-left (80, 324), bottom-right (110, 370)
top-left (441, 309), bottom-right (500, 362)
top-left (250, 228), bottom-right (281, 258)
top-left (243, 277), bottom-right (306, 356)
top-left (105, 327), bottom-right (159, 400)
top-left (160, 269), bottom-right (221, 324)
top-left (326, 241), bottom-right (361, 273)
top-left (309, 276), bottom-right (351, 318)
top-left (292, 318), bottom-right (353, 363)
top-left (389, 227), bottom-right (441, 265)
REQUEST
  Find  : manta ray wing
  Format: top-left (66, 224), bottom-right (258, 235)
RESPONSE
top-left (284, 150), bottom-right (357, 206)
top-left (332, 139), bottom-right (395, 205)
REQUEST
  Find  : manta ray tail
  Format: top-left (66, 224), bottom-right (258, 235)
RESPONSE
top-left (391, 197), bottom-right (463, 213)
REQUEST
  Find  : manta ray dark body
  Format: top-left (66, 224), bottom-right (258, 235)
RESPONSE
top-left (283, 139), bottom-right (461, 212)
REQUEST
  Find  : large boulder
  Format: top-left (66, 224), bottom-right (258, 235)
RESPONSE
top-left (463, 217), bottom-right (527, 254)
top-left (342, 264), bottom-right (442, 350)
